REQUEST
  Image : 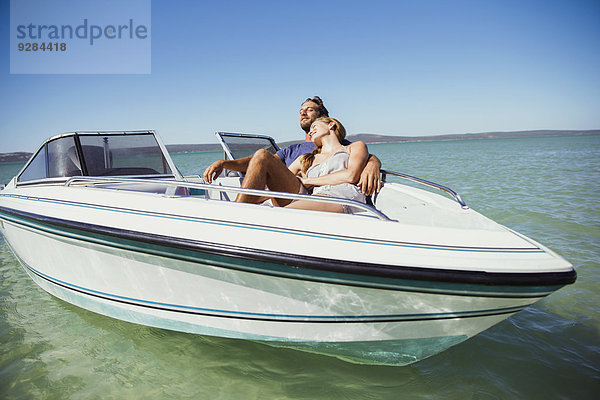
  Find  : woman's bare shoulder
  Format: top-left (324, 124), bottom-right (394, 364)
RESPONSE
top-left (347, 141), bottom-right (367, 152)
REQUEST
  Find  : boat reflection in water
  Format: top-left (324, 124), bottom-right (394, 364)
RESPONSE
top-left (0, 130), bottom-right (576, 365)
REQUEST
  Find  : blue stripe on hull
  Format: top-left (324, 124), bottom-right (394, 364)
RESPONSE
top-left (22, 261), bottom-right (526, 323)
top-left (23, 262), bottom-right (471, 366)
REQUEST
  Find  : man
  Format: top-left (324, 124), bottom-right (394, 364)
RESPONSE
top-left (202, 96), bottom-right (381, 205)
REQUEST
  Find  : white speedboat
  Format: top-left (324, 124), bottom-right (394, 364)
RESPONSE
top-left (0, 130), bottom-right (575, 365)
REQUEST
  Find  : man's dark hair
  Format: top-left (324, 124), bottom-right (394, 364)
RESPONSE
top-left (303, 96), bottom-right (329, 117)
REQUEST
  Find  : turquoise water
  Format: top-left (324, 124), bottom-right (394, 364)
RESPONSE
top-left (1, 135), bottom-right (598, 398)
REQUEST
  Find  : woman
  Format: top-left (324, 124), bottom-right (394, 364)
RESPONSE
top-left (285, 117), bottom-right (368, 213)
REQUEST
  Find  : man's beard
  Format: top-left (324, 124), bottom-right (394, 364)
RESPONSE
top-left (300, 119), bottom-right (312, 133)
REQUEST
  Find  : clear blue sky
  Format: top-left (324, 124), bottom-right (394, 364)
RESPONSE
top-left (1, 0), bottom-right (599, 152)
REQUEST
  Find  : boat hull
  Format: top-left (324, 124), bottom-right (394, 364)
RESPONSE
top-left (0, 200), bottom-right (571, 365)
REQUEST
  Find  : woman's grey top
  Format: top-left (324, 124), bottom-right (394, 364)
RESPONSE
top-left (306, 147), bottom-right (366, 213)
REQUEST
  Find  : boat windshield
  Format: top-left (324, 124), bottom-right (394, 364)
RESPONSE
top-left (18, 132), bottom-right (173, 183)
top-left (216, 132), bottom-right (279, 160)
top-left (78, 134), bottom-right (171, 176)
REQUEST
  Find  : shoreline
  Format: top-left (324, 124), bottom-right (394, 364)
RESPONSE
top-left (1, 129), bottom-right (598, 163)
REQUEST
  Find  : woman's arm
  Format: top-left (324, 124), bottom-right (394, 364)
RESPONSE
top-left (301, 142), bottom-right (368, 188)
top-left (287, 155), bottom-right (303, 176)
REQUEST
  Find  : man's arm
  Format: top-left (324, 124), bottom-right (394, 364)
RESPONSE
top-left (357, 154), bottom-right (382, 196)
top-left (203, 154), bottom-right (284, 183)
top-left (203, 156), bottom-right (250, 183)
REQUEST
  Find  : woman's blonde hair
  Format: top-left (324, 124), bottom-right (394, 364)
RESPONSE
top-left (300, 117), bottom-right (346, 176)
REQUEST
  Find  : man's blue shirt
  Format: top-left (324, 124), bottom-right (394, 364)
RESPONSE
top-left (276, 142), bottom-right (316, 167)
top-left (276, 139), bottom-right (352, 167)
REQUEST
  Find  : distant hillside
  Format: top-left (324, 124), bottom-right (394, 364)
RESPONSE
top-left (166, 144), bottom-right (223, 153)
top-left (0, 152), bottom-right (33, 163)
top-left (1, 130), bottom-right (598, 163)
top-left (279, 129), bottom-right (600, 148)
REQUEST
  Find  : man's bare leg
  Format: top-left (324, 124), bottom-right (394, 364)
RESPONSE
top-left (236, 149), bottom-right (301, 206)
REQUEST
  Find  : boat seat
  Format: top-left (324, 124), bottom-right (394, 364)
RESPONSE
top-left (207, 177), bottom-right (244, 201)
top-left (64, 160), bottom-right (82, 177)
top-left (81, 145), bottom-right (113, 176)
top-left (47, 147), bottom-right (82, 178)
